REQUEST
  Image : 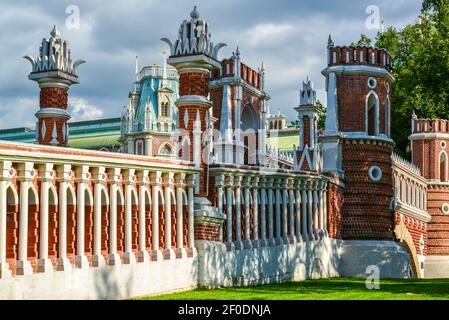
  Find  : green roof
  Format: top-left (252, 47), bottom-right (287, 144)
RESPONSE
top-left (69, 134), bottom-right (121, 148)
top-left (267, 134), bottom-right (299, 152)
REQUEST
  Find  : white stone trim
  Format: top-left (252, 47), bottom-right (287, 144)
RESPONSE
top-left (322, 65), bottom-right (394, 82)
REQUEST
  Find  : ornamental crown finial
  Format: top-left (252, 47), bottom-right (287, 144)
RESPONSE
top-left (190, 6), bottom-right (199, 20)
top-left (50, 25), bottom-right (60, 39)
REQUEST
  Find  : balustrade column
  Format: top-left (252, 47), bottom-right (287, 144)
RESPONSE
top-left (301, 181), bottom-right (308, 242)
top-left (186, 175), bottom-right (195, 256)
top-left (294, 180), bottom-right (302, 242)
top-left (75, 166), bottom-right (89, 269)
top-left (267, 178), bottom-right (275, 245)
top-left (288, 179), bottom-right (295, 243)
top-left (260, 177), bottom-right (267, 247)
top-left (92, 166), bottom-right (106, 267)
top-left (215, 175), bottom-right (224, 243)
top-left (234, 175), bottom-right (243, 250)
top-left (252, 177), bottom-right (259, 247)
top-left (307, 181), bottom-right (315, 240)
top-left (0, 161), bottom-right (12, 278)
top-left (275, 178), bottom-right (282, 245)
top-left (16, 162), bottom-right (34, 275)
top-left (108, 168), bottom-right (121, 265)
top-left (175, 173), bottom-right (186, 258)
top-left (225, 175), bottom-right (234, 250)
top-left (323, 184), bottom-right (328, 237)
top-left (243, 176), bottom-right (252, 249)
top-left (150, 171), bottom-right (163, 261)
top-left (163, 172), bottom-right (175, 260)
top-left (37, 163), bottom-right (53, 273)
top-left (56, 165), bottom-right (72, 271)
top-left (136, 169), bottom-right (149, 263)
top-left (312, 180), bottom-right (319, 240)
top-left (282, 178), bottom-right (289, 244)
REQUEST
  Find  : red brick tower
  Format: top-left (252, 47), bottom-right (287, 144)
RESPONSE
top-left (321, 36), bottom-right (395, 240)
top-left (162, 6), bottom-right (225, 197)
top-left (23, 26), bottom-right (85, 147)
top-left (410, 116), bottom-right (449, 272)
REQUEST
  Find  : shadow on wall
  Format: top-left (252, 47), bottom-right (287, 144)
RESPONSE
top-left (93, 266), bottom-right (134, 300)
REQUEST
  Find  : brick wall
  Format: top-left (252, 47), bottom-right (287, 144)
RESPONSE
top-left (427, 186), bottom-right (449, 255)
top-left (40, 87), bottom-right (68, 109)
top-left (326, 177), bottom-right (344, 239)
top-left (342, 142), bottom-right (395, 240)
top-left (394, 212), bottom-right (428, 255)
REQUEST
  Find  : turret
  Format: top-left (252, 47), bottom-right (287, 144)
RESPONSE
top-left (23, 26), bottom-right (85, 147)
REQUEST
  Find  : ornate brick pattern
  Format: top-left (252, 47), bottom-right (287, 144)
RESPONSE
top-left (427, 186), bottom-right (449, 255)
top-left (39, 87), bottom-right (68, 109)
top-left (342, 143), bottom-right (394, 240)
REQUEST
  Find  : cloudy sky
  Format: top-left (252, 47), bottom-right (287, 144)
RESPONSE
top-left (0, 0), bottom-right (422, 128)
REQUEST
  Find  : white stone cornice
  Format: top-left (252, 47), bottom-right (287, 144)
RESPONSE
top-left (107, 167), bottom-right (122, 185)
top-left (17, 162), bottom-right (35, 182)
top-left (175, 95), bottom-right (213, 108)
top-left (150, 171), bottom-right (163, 186)
top-left (136, 169), bottom-right (149, 186)
top-left (409, 132), bottom-right (449, 141)
top-left (75, 165), bottom-right (90, 183)
top-left (162, 171), bottom-right (175, 186)
top-left (37, 163), bottom-right (54, 182)
top-left (92, 166), bottom-right (107, 184)
top-left (321, 65), bottom-right (394, 82)
top-left (394, 200), bottom-right (431, 223)
top-left (56, 164), bottom-right (72, 182)
top-left (0, 161), bottom-right (13, 181)
top-left (35, 108), bottom-right (71, 120)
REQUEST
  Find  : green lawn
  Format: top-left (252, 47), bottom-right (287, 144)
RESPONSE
top-left (136, 278), bottom-right (449, 300)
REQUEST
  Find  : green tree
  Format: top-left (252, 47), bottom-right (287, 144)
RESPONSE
top-left (352, 0), bottom-right (449, 157)
top-left (316, 100), bottom-right (326, 130)
top-left (351, 34), bottom-right (373, 47)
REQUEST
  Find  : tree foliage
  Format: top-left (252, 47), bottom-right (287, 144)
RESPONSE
top-left (353, 0), bottom-right (449, 157)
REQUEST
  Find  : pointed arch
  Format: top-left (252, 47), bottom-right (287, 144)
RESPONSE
top-left (158, 143), bottom-right (173, 156)
top-left (100, 185), bottom-right (109, 206)
top-left (48, 184), bottom-right (58, 206)
top-left (117, 187), bottom-right (125, 206)
top-left (84, 186), bottom-right (93, 206)
top-left (365, 90), bottom-right (379, 136)
top-left (439, 150), bottom-right (448, 182)
top-left (28, 184), bottom-right (39, 205)
top-left (6, 182), bottom-right (18, 206)
top-left (385, 95), bottom-right (391, 137)
top-left (67, 184), bottom-right (77, 205)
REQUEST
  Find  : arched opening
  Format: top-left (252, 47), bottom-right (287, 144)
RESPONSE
top-left (159, 143), bottom-right (173, 156)
top-left (144, 187), bottom-right (152, 251)
top-left (84, 187), bottom-right (94, 262)
top-left (27, 185), bottom-right (39, 270)
top-left (366, 92), bottom-right (379, 136)
top-left (157, 190), bottom-right (165, 250)
top-left (181, 190), bottom-right (189, 249)
top-left (131, 188), bottom-right (139, 252)
top-left (116, 187), bottom-right (125, 253)
top-left (100, 186), bottom-right (109, 258)
top-left (6, 184), bottom-right (18, 275)
top-left (48, 185), bottom-right (58, 262)
top-left (169, 190), bottom-right (177, 249)
top-left (241, 104), bottom-right (259, 165)
top-left (66, 185), bottom-right (77, 260)
top-left (440, 151), bottom-right (448, 182)
top-left (385, 96), bottom-right (391, 137)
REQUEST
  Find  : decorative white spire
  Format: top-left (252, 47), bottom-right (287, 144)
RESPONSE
top-left (23, 25), bottom-right (85, 75)
top-left (299, 77), bottom-right (316, 106)
top-left (161, 7), bottom-right (226, 59)
top-left (162, 51), bottom-right (168, 87)
top-left (50, 121), bottom-right (58, 145)
top-left (135, 55), bottom-right (139, 81)
top-left (328, 34), bottom-right (334, 48)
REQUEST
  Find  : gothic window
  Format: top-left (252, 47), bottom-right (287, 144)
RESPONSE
top-left (161, 144), bottom-right (172, 155)
top-left (440, 151), bottom-right (448, 182)
top-left (366, 92), bottom-right (379, 136)
top-left (136, 140), bottom-right (144, 155)
top-left (161, 102), bottom-right (168, 117)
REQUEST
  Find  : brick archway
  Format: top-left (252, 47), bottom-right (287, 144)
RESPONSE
top-left (394, 218), bottom-right (420, 279)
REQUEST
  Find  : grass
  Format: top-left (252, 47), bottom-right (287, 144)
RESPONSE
top-left (136, 278), bottom-right (449, 300)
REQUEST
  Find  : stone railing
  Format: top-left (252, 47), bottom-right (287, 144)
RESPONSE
top-left (209, 165), bottom-right (329, 250)
top-left (392, 153), bottom-right (430, 222)
top-left (138, 65), bottom-right (179, 82)
top-left (0, 140), bottom-right (198, 278)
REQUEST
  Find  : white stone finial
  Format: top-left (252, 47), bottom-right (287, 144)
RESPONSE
top-left (328, 34), bottom-right (334, 48)
top-left (190, 6), bottom-right (199, 20)
top-left (135, 55), bottom-right (139, 81)
top-left (235, 46), bottom-right (240, 57)
top-left (50, 25), bottom-right (60, 39)
top-left (162, 51), bottom-right (168, 87)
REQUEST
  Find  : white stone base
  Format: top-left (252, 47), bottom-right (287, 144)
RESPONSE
top-left (108, 253), bottom-right (122, 266)
top-left (339, 240), bottom-right (413, 278)
top-left (16, 260), bottom-right (33, 276)
top-left (195, 238), bottom-right (342, 287)
top-left (75, 255), bottom-right (89, 269)
top-left (92, 255), bottom-right (106, 268)
top-left (122, 252), bottom-right (136, 265)
top-left (0, 263), bottom-right (11, 279)
top-left (0, 255), bottom-right (197, 299)
top-left (423, 256), bottom-right (449, 278)
top-left (37, 258), bottom-right (54, 273)
top-left (57, 258), bottom-right (72, 272)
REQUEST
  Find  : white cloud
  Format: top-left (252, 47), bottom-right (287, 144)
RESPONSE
top-left (69, 97), bottom-right (104, 121)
